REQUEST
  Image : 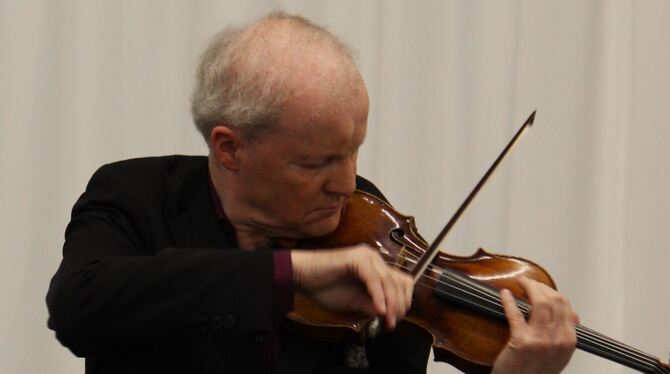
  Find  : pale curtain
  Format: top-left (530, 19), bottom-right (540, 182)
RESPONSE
top-left (1, 1), bottom-right (668, 373)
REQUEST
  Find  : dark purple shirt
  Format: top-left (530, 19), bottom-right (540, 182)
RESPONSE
top-left (208, 177), bottom-right (294, 373)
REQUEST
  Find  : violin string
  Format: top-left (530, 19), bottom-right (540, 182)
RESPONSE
top-left (572, 324), bottom-right (665, 372)
top-left (408, 259), bottom-right (664, 372)
top-left (411, 281), bottom-right (663, 373)
top-left (414, 279), bottom-right (665, 373)
top-left (387, 252), bottom-right (663, 372)
top-left (411, 268), bottom-right (662, 372)
top-left (396, 254), bottom-right (663, 372)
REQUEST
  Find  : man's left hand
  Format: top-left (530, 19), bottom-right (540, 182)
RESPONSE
top-left (492, 276), bottom-right (579, 374)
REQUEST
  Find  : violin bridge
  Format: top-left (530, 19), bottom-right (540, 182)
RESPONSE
top-left (396, 245), bottom-right (409, 270)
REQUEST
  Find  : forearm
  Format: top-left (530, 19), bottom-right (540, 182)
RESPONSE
top-left (47, 248), bottom-right (275, 356)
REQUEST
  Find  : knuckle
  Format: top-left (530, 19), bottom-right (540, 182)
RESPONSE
top-left (387, 300), bottom-right (397, 314)
top-left (552, 337), bottom-right (574, 352)
top-left (362, 243), bottom-right (379, 256)
top-left (354, 242), bottom-right (371, 250)
top-left (553, 330), bottom-right (576, 348)
top-left (552, 292), bottom-right (568, 305)
top-left (523, 277), bottom-right (539, 288)
top-left (507, 313), bottom-right (525, 324)
top-left (406, 279), bottom-right (414, 293)
top-left (534, 298), bottom-right (551, 311)
top-left (511, 335), bottom-right (532, 351)
top-left (351, 244), bottom-right (373, 257)
top-left (561, 337), bottom-right (576, 351)
top-left (354, 245), bottom-right (370, 257)
top-left (524, 337), bottom-right (552, 353)
top-left (560, 294), bottom-right (571, 305)
top-left (535, 340), bottom-right (553, 353)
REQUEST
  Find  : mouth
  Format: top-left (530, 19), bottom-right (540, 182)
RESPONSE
top-left (315, 204), bottom-right (341, 212)
top-left (306, 202), bottom-right (346, 227)
top-left (313, 199), bottom-right (346, 214)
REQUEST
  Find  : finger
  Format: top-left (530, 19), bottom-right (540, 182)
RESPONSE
top-left (387, 270), bottom-right (414, 328)
top-left (557, 294), bottom-right (579, 326)
top-left (374, 257), bottom-right (398, 329)
top-left (546, 289), bottom-right (571, 326)
top-left (392, 270), bottom-right (408, 321)
top-left (356, 293), bottom-right (381, 317)
top-left (546, 291), bottom-right (578, 352)
top-left (500, 288), bottom-right (526, 333)
top-left (374, 251), bottom-right (409, 329)
top-left (351, 249), bottom-right (387, 316)
top-left (547, 291), bottom-right (579, 344)
top-left (518, 276), bottom-right (553, 325)
top-left (571, 311), bottom-right (581, 325)
top-left (399, 271), bottom-right (414, 313)
top-left (524, 278), bottom-right (577, 333)
top-left (557, 295), bottom-right (579, 327)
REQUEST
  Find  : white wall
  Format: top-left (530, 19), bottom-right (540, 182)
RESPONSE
top-left (1, 1), bottom-right (669, 373)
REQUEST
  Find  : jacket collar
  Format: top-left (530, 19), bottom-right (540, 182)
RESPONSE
top-left (168, 167), bottom-right (232, 250)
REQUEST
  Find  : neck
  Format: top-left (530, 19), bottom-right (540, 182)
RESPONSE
top-left (208, 155), bottom-right (273, 250)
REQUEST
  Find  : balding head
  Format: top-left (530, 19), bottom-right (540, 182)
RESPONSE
top-left (191, 11), bottom-right (365, 144)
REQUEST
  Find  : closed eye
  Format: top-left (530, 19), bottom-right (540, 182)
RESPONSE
top-left (302, 157), bottom-right (334, 169)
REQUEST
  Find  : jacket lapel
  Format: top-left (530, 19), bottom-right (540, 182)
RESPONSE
top-left (168, 176), bottom-right (232, 250)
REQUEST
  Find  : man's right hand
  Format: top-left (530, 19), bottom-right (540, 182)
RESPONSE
top-left (290, 244), bottom-right (414, 330)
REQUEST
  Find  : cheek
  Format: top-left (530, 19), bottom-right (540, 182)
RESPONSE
top-left (282, 176), bottom-right (327, 210)
top-left (252, 163), bottom-right (329, 218)
top-left (289, 180), bottom-right (324, 206)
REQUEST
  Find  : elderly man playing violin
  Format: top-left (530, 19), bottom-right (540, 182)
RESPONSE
top-left (47, 11), bottom-right (579, 374)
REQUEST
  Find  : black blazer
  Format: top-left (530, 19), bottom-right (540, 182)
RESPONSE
top-left (47, 155), bottom-right (430, 374)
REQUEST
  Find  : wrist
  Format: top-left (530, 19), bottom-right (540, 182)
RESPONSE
top-left (290, 250), bottom-right (308, 292)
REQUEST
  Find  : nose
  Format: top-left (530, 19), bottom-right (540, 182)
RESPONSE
top-left (324, 155), bottom-right (357, 197)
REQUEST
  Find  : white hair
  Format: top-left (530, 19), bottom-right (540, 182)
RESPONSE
top-left (190, 11), bottom-right (356, 144)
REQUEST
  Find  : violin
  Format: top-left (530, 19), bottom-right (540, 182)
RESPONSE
top-left (287, 190), bottom-right (670, 373)
top-left (286, 112), bottom-right (670, 373)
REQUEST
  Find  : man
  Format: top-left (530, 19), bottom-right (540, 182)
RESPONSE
top-left (47, 11), bottom-right (578, 374)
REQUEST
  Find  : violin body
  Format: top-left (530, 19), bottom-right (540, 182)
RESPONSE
top-left (416, 250), bottom-right (553, 373)
top-left (287, 191), bottom-right (555, 373)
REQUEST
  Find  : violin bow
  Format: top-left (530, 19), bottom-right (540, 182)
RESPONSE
top-left (408, 111), bottom-right (670, 373)
top-left (410, 110), bottom-right (535, 281)
top-left (369, 111), bottom-right (534, 338)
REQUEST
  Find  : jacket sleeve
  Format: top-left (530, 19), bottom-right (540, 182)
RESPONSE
top-left (46, 164), bottom-right (276, 357)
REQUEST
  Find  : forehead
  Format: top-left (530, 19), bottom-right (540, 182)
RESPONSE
top-left (262, 77), bottom-right (369, 157)
top-left (250, 34), bottom-right (369, 152)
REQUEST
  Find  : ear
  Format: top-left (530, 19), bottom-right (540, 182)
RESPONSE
top-left (210, 125), bottom-right (243, 171)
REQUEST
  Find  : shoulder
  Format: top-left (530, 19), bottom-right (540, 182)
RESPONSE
top-left (79, 155), bottom-right (208, 213)
top-left (89, 155), bottom-right (206, 191)
top-left (94, 155), bottom-right (206, 181)
top-left (355, 175), bottom-right (389, 204)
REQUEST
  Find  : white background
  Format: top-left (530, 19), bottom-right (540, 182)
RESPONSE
top-left (1, 1), bottom-right (669, 373)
